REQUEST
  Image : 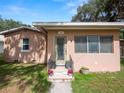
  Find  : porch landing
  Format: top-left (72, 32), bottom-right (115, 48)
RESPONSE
top-left (48, 66), bottom-right (73, 82)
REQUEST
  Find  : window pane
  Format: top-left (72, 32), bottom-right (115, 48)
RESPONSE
top-left (100, 36), bottom-right (113, 53)
top-left (23, 38), bottom-right (29, 45)
top-left (88, 36), bottom-right (99, 53)
top-left (23, 45), bottom-right (29, 50)
top-left (23, 38), bottom-right (29, 50)
top-left (75, 36), bottom-right (87, 53)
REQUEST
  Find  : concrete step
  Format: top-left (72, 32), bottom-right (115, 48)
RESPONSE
top-left (54, 69), bottom-right (67, 72)
top-left (48, 75), bottom-right (73, 82)
top-left (49, 79), bottom-right (72, 82)
top-left (54, 66), bottom-right (66, 70)
top-left (56, 64), bottom-right (65, 66)
top-left (48, 71), bottom-right (73, 82)
top-left (53, 72), bottom-right (67, 75)
top-left (53, 66), bottom-right (67, 73)
top-left (49, 75), bottom-right (73, 78)
top-left (48, 65), bottom-right (73, 82)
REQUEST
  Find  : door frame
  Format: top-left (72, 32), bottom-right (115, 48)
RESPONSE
top-left (55, 35), bottom-right (67, 64)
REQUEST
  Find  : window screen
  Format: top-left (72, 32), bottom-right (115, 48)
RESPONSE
top-left (100, 36), bottom-right (113, 53)
top-left (22, 38), bottom-right (29, 50)
top-left (75, 36), bottom-right (87, 53)
top-left (88, 36), bottom-right (99, 53)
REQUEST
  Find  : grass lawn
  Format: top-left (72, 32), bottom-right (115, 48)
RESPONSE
top-left (0, 56), bottom-right (50, 93)
top-left (72, 59), bottom-right (124, 93)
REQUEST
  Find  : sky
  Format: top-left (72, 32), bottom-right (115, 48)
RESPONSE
top-left (0, 0), bottom-right (86, 25)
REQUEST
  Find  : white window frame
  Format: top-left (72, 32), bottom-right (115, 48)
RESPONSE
top-left (21, 38), bottom-right (30, 52)
top-left (74, 35), bottom-right (113, 54)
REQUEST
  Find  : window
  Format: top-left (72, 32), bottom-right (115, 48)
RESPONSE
top-left (88, 36), bottom-right (99, 53)
top-left (74, 35), bottom-right (113, 53)
top-left (75, 36), bottom-right (87, 53)
top-left (22, 38), bottom-right (29, 51)
top-left (100, 36), bottom-right (113, 53)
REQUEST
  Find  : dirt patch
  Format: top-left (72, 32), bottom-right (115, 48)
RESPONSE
top-left (0, 85), bottom-right (21, 93)
top-left (0, 81), bottom-right (31, 93)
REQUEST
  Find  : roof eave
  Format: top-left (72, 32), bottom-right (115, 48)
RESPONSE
top-left (33, 25), bottom-right (124, 30)
top-left (33, 22), bottom-right (124, 30)
top-left (0, 26), bottom-right (43, 35)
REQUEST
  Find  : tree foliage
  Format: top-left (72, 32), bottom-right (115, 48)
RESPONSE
top-left (0, 15), bottom-right (30, 31)
top-left (71, 0), bottom-right (124, 22)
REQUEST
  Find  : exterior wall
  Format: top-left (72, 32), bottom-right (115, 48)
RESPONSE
top-left (4, 29), bottom-right (46, 63)
top-left (47, 29), bottom-right (120, 72)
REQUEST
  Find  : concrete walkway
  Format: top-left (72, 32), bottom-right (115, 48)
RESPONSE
top-left (49, 80), bottom-right (72, 93)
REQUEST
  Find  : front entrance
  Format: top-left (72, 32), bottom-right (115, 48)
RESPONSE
top-left (55, 36), bottom-right (66, 65)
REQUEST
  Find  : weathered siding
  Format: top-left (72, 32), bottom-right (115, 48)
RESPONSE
top-left (4, 29), bottom-right (46, 63)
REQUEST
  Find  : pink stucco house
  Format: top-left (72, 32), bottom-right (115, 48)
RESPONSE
top-left (1, 22), bottom-right (124, 73)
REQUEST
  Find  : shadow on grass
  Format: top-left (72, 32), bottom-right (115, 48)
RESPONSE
top-left (0, 61), bottom-right (50, 93)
